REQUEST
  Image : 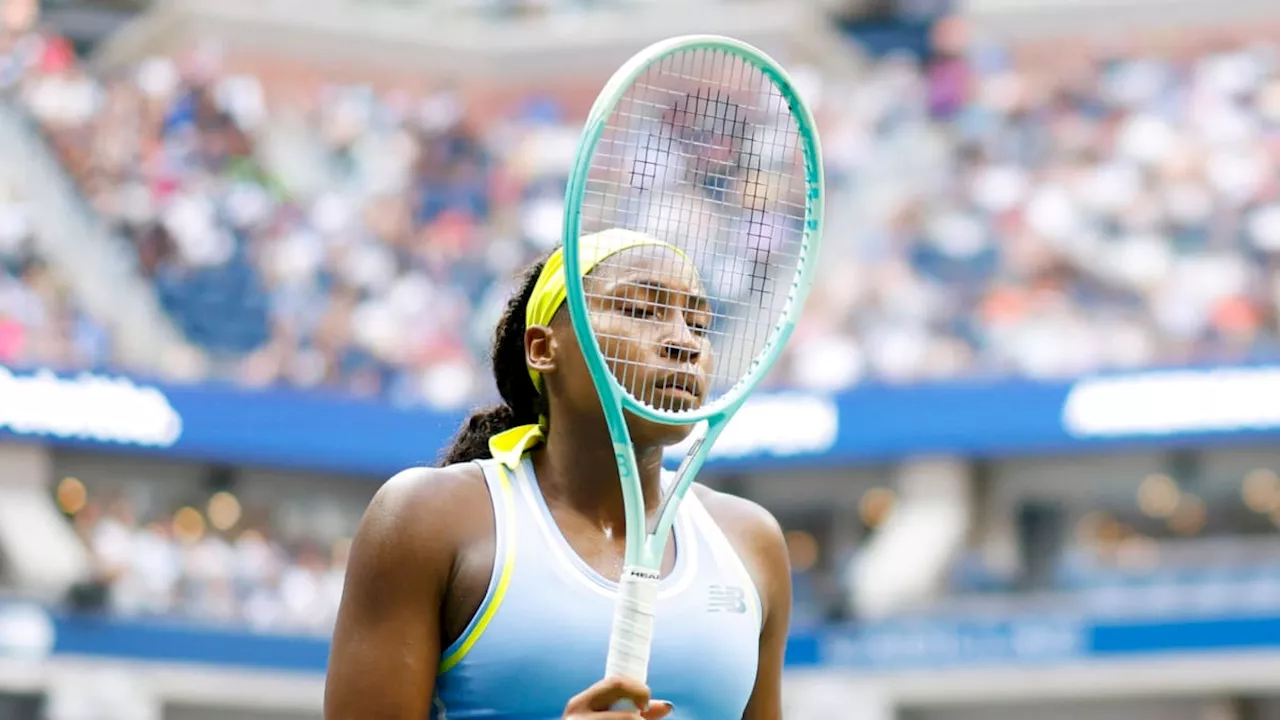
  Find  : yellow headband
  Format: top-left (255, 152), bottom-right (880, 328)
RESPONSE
top-left (524, 228), bottom-right (683, 392)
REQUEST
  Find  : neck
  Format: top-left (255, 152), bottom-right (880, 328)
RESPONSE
top-left (533, 415), bottom-right (665, 531)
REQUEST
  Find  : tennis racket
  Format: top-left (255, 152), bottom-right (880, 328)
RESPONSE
top-left (560, 35), bottom-right (824, 693)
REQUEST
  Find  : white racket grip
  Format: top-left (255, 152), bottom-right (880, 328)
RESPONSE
top-left (605, 566), bottom-right (661, 684)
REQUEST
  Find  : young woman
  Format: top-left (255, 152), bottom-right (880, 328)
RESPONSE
top-left (325, 231), bottom-right (792, 719)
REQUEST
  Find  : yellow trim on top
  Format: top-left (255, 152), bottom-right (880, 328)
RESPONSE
top-left (438, 464), bottom-right (517, 674)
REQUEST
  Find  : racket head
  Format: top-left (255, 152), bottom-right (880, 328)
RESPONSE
top-left (562, 35), bottom-right (825, 427)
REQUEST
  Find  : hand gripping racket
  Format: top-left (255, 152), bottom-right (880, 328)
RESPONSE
top-left (560, 35), bottom-right (824, 694)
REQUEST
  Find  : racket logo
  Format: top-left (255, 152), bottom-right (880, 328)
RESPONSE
top-left (623, 567), bottom-right (662, 583)
top-left (706, 585), bottom-right (748, 614)
top-left (613, 446), bottom-right (634, 481)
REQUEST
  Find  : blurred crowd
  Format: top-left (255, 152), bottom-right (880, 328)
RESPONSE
top-left (2, 29), bottom-right (504, 405)
top-left (794, 20), bottom-right (1280, 388)
top-left (62, 463), bottom-right (1280, 632)
top-left (73, 495), bottom-right (347, 634)
top-left (0, 178), bottom-right (110, 370)
top-left (3, 21), bottom-right (1280, 406)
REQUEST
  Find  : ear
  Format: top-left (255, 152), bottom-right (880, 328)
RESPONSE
top-left (525, 324), bottom-right (557, 379)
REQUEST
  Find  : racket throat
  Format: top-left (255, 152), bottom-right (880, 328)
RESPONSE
top-left (671, 427), bottom-right (708, 483)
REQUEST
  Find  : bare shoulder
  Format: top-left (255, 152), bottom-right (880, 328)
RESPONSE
top-left (351, 463), bottom-right (492, 577)
top-left (691, 484), bottom-right (788, 573)
top-left (373, 463), bottom-right (490, 524)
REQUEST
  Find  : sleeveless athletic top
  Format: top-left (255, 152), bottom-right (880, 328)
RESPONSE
top-left (430, 455), bottom-right (762, 719)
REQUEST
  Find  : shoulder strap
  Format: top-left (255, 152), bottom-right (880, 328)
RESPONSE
top-left (437, 459), bottom-right (520, 674)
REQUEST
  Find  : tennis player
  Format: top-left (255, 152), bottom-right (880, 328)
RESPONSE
top-left (325, 231), bottom-right (792, 719)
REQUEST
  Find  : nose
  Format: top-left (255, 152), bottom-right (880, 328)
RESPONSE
top-left (659, 319), bottom-right (702, 365)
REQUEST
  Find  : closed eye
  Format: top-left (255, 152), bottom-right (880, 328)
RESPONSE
top-left (620, 302), bottom-right (657, 320)
top-left (686, 309), bottom-right (712, 338)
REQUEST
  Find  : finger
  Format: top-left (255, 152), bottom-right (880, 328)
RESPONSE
top-left (567, 676), bottom-right (651, 713)
top-left (642, 700), bottom-right (674, 720)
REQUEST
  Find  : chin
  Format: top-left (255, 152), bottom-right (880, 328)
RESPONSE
top-left (626, 414), bottom-right (698, 448)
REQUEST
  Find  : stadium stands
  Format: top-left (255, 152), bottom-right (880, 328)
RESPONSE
top-left (73, 496), bottom-right (346, 633)
top-left (13, 19), bottom-right (1280, 412)
top-left (0, 179), bottom-right (111, 371)
top-left (7, 2), bottom-right (1280, 657)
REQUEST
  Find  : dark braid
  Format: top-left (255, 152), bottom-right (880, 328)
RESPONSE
top-left (439, 258), bottom-right (550, 466)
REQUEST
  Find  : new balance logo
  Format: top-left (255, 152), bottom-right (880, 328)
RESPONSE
top-left (707, 585), bottom-right (747, 614)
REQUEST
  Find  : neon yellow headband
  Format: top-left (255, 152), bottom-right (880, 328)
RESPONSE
top-left (487, 229), bottom-right (684, 469)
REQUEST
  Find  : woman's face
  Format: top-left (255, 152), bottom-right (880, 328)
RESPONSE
top-left (546, 246), bottom-right (715, 448)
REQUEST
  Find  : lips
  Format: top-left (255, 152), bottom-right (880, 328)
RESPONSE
top-left (653, 371), bottom-right (705, 405)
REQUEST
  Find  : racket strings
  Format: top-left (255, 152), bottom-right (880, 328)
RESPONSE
top-left (581, 46), bottom-right (810, 414)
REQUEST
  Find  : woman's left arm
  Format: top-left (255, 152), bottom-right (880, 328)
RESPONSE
top-left (741, 509), bottom-right (792, 720)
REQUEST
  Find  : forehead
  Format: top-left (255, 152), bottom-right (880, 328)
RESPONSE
top-left (587, 246), bottom-right (705, 294)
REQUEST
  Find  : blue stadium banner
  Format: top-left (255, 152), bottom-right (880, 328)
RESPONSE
top-left (3, 364), bottom-right (1280, 476)
top-left (3, 604), bottom-right (1280, 674)
top-left (788, 614), bottom-right (1280, 669)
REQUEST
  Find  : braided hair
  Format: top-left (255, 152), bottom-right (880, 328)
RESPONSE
top-left (439, 258), bottom-right (551, 466)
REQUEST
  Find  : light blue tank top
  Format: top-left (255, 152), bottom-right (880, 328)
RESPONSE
top-left (431, 455), bottom-right (762, 720)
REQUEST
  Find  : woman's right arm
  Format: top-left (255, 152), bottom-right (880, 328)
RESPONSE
top-left (324, 466), bottom-right (473, 720)
top-left (324, 464), bottom-right (675, 720)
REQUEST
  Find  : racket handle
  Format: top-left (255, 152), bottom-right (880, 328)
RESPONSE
top-left (605, 566), bottom-right (661, 687)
